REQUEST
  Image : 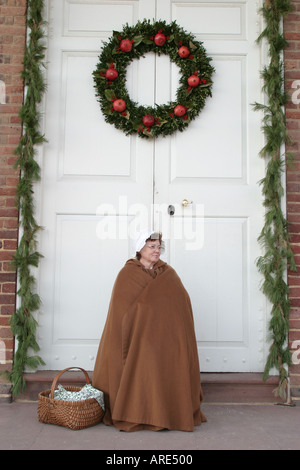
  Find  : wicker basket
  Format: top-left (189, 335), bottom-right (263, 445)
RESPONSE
top-left (37, 367), bottom-right (104, 430)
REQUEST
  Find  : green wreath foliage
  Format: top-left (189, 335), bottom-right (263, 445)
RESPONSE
top-left (93, 20), bottom-right (214, 138)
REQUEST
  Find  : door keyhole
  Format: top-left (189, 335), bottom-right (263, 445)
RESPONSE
top-left (168, 205), bottom-right (175, 216)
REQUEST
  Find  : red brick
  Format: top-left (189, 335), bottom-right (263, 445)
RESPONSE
top-left (0, 326), bottom-right (13, 339)
top-left (1, 305), bottom-right (15, 316)
top-left (0, 273), bottom-right (16, 283)
top-left (2, 261), bottom-right (16, 272)
top-left (3, 240), bottom-right (17, 250)
top-left (0, 230), bottom-right (18, 240)
top-left (289, 286), bottom-right (300, 297)
top-left (0, 316), bottom-right (11, 327)
top-left (290, 369), bottom-right (300, 382)
top-left (0, 7), bottom-right (26, 16)
top-left (2, 283), bottom-right (16, 294)
top-left (286, 32), bottom-right (300, 40)
top-left (289, 274), bottom-right (300, 284)
top-left (290, 318), bottom-right (300, 328)
top-left (3, 219), bottom-right (19, 229)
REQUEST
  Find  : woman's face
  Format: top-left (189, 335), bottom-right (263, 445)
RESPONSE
top-left (139, 238), bottom-right (161, 267)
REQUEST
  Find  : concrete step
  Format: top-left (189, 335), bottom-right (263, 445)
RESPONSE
top-left (201, 373), bottom-right (280, 403)
top-left (16, 371), bottom-right (282, 404)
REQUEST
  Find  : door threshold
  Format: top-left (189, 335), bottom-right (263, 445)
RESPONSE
top-left (14, 371), bottom-right (282, 404)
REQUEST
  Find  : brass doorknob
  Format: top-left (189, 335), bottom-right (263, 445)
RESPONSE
top-left (182, 199), bottom-right (193, 207)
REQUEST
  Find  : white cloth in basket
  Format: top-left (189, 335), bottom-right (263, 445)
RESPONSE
top-left (54, 384), bottom-right (105, 410)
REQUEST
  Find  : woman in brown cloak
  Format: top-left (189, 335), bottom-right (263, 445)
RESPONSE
top-left (92, 230), bottom-right (206, 431)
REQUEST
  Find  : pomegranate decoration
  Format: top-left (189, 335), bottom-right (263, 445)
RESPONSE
top-left (143, 115), bottom-right (155, 127)
top-left (178, 46), bottom-right (190, 58)
top-left (113, 99), bottom-right (126, 113)
top-left (120, 39), bottom-right (133, 52)
top-left (106, 67), bottom-right (118, 81)
top-left (174, 105), bottom-right (186, 117)
top-left (187, 74), bottom-right (200, 87)
top-left (154, 33), bottom-right (166, 46)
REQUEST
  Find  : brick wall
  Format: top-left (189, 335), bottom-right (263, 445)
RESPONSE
top-left (284, 0), bottom-right (300, 402)
top-left (0, 1), bottom-right (300, 398)
top-left (0, 0), bottom-right (27, 372)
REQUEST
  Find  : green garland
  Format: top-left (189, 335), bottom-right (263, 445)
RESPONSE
top-left (93, 20), bottom-right (214, 138)
top-left (253, 0), bottom-right (296, 399)
top-left (8, 0), bottom-right (46, 396)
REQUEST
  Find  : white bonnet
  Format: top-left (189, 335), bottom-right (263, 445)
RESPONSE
top-left (135, 230), bottom-right (162, 253)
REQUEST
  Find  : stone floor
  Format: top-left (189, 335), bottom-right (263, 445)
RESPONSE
top-left (0, 401), bottom-right (299, 450)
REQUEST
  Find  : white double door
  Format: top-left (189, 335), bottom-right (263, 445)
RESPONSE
top-left (36, 0), bottom-right (267, 372)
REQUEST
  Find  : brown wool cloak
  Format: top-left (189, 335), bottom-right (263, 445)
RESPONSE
top-left (92, 258), bottom-right (206, 432)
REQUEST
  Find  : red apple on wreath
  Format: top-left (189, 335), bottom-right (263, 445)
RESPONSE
top-left (113, 99), bottom-right (126, 112)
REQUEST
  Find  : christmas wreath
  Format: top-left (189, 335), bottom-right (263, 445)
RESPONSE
top-left (93, 20), bottom-right (214, 138)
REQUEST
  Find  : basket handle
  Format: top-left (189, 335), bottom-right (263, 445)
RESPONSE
top-left (50, 367), bottom-right (91, 399)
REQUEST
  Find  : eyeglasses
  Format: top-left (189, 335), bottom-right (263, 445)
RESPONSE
top-left (145, 244), bottom-right (163, 251)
